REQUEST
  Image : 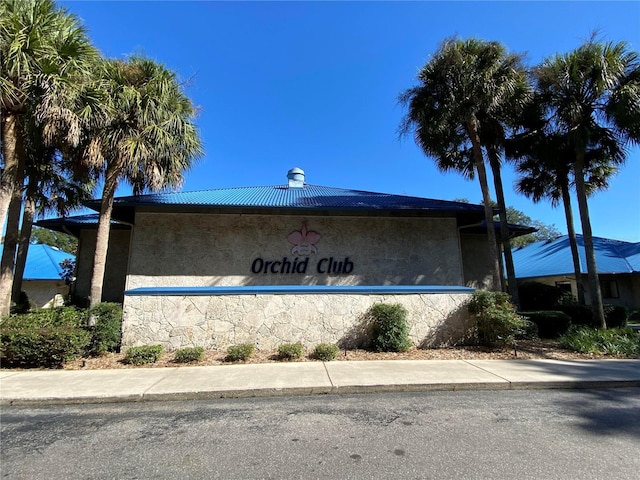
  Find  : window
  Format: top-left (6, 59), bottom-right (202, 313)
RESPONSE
top-left (555, 281), bottom-right (572, 293)
top-left (600, 279), bottom-right (619, 299)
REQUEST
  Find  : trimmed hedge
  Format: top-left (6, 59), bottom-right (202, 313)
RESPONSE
top-left (226, 343), bottom-right (255, 362)
top-left (519, 311), bottom-right (572, 338)
top-left (174, 346), bottom-right (205, 363)
top-left (369, 303), bottom-right (412, 352)
top-left (277, 342), bottom-right (303, 360)
top-left (518, 281), bottom-right (575, 311)
top-left (0, 307), bottom-right (90, 367)
top-left (87, 303), bottom-right (123, 355)
top-left (313, 343), bottom-right (340, 361)
top-left (124, 345), bottom-right (164, 365)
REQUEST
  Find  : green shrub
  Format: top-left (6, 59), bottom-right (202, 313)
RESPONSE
top-left (277, 342), bottom-right (303, 360)
top-left (226, 343), bottom-right (255, 362)
top-left (87, 303), bottom-right (123, 355)
top-left (515, 319), bottom-right (539, 340)
top-left (518, 281), bottom-right (575, 311)
top-left (313, 343), bottom-right (340, 361)
top-left (0, 307), bottom-right (90, 368)
top-left (469, 291), bottom-right (527, 347)
top-left (519, 311), bottom-right (572, 338)
top-left (10, 291), bottom-right (31, 314)
top-left (369, 303), bottom-right (412, 352)
top-left (174, 346), bottom-right (205, 363)
top-left (557, 304), bottom-right (596, 328)
top-left (124, 345), bottom-right (164, 365)
top-left (560, 326), bottom-right (640, 356)
top-left (604, 305), bottom-right (628, 329)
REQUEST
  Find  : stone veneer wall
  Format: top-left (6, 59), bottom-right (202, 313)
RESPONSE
top-left (126, 213), bottom-right (464, 289)
top-left (122, 291), bottom-right (473, 351)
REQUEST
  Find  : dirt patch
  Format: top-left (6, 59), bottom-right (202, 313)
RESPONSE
top-left (56, 339), bottom-right (619, 370)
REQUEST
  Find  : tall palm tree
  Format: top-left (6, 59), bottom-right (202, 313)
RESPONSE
top-left (534, 37), bottom-right (640, 328)
top-left (512, 130), bottom-right (618, 305)
top-left (84, 57), bottom-right (202, 313)
top-left (399, 38), bottom-right (530, 300)
top-left (0, 0), bottom-right (97, 315)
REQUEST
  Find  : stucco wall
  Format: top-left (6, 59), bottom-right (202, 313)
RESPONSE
top-left (460, 234), bottom-right (493, 290)
top-left (126, 213), bottom-right (464, 289)
top-left (122, 291), bottom-right (474, 350)
top-left (23, 280), bottom-right (68, 309)
top-left (74, 229), bottom-right (131, 304)
top-left (521, 274), bottom-right (640, 309)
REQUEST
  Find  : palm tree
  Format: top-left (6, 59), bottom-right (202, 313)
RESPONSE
top-left (534, 37), bottom-right (640, 328)
top-left (399, 37), bottom-right (531, 301)
top-left (84, 57), bottom-right (202, 313)
top-left (512, 130), bottom-right (618, 305)
top-left (11, 143), bottom-right (95, 304)
top-left (0, 0), bottom-right (97, 315)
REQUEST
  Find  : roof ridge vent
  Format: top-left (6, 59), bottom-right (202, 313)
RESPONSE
top-left (287, 167), bottom-right (305, 188)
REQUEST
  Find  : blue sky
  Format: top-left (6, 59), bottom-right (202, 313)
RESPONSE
top-left (60, 1), bottom-right (640, 242)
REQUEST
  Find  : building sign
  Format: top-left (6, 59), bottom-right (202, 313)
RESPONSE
top-left (250, 221), bottom-right (354, 275)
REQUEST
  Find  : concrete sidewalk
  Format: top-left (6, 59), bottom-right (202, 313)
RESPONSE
top-left (1, 359), bottom-right (639, 406)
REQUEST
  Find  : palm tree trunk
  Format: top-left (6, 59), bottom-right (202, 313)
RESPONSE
top-left (0, 113), bottom-right (22, 234)
top-left (573, 153), bottom-right (606, 328)
top-left (488, 148), bottom-right (520, 306)
top-left (559, 177), bottom-right (585, 305)
top-left (0, 194), bottom-right (23, 316)
top-left (467, 117), bottom-right (501, 291)
top-left (11, 197), bottom-right (36, 304)
top-left (88, 162), bottom-right (120, 317)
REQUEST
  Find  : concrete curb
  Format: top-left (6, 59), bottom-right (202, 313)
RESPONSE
top-left (2, 359), bottom-right (639, 407)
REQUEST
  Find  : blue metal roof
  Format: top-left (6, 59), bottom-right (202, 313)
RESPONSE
top-left (512, 235), bottom-right (640, 278)
top-left (101, 184), bottom-right (486, 213)
top-left (23, 244), bottom-right (75, 281)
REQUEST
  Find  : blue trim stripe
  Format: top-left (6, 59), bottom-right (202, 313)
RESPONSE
top-left (125, 285), bottom-right (475, 296)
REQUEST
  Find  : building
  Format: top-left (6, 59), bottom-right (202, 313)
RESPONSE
top-left (20, 244), bottom-right (74, 309)
top-left (38, 168), bottom-right (529, 350)
top-left (512, 234), bottom-right (640, 309)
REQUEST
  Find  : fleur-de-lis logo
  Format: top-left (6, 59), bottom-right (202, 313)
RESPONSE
top-left (287, 221), bottom-right (321, 256)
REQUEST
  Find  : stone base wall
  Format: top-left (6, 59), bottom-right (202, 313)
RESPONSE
top-left (122, 292), bottom-right (474, 351)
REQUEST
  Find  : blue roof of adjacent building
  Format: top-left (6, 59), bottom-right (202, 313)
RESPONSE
top-left (512, 234), bottom-right (640, 278)
top-left (23, 244), bottom-right (74, 281)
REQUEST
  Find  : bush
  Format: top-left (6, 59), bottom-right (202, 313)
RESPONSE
top-left (468, 291), bottom-right (527, 347)
top-left (0, 307), bottom-right (90, 368)
top-left (560, 326), bottom-right (640, 356)
top-left (10, 291), bottom-right (31, 314)
top-left (87, 303), bottom-right (123, 355)
top-left (313, 343), bottom-right (340, 361)
top-left (519, 311), bottom-right (572, 338)
top-left (518, 281), bottom-right (575, 311)
top-left (604, 305), bottom-right (628, 329)
top-left (124, 345), bottom-right (164, 365)
top-left (174, 346), bottom-right (205, 363)
top-left (557, 304), bottom-right (596, 328)
top-left (515, 319), bottom-right (539, 340)
top-left (369, 303), bottom-right (412, 352)
top-left (277, 342), bottom-right (303, 360)
top-left (226, 343), bottom-right (255, 362)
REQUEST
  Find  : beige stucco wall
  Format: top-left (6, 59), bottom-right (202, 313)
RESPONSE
top-left (126, 213), bottom-right (464, 289)
top-left (521, 274), bottom-right (640, 309)
top-left (460, 234), bottom-right (493, 290)
top-left (23, 280), bottom-right (68, 309)
top-left (122, 292), bottom-right (474, 350)
top-left (74, 229), bottom-right (131, 304)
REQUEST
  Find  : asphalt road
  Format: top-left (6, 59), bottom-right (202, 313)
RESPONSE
top-left (2, 388), bottom-right (639, 479)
